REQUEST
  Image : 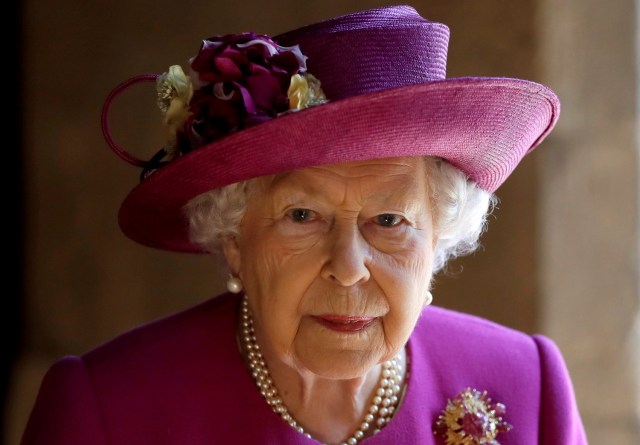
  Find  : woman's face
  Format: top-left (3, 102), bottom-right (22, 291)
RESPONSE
top-left (224, 156), bottom-right (435, 379)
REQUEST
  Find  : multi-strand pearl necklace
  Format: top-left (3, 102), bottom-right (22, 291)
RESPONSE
top-left (239, 295), bottom-right (403, 445)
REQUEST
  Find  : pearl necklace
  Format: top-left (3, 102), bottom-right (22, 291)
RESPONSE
top-left (240, 295), bottom-right (403, 445)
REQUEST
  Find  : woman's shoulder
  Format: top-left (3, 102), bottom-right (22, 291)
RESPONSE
top-left (409, 305), bottom-right (544, 405)
top-left (23, 294), bottom-right (276, 443)
top-left (417, 305), bottom-right (575, 372)
top-left (80, 292), bottom-right (241, 371)
top-left (412, 304), bottom-right (567, 379)
top-left (409, 305), bottom-right (571, 411)
top-left (416, 304), bottom-right (538, 348)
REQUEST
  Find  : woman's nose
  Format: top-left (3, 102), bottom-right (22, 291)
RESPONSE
top-left (320, 223), bottom-right (371, 286)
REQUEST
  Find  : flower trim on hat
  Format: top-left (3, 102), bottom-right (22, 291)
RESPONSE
top-left (155, 33), bottom-right (327, 163)
top-left (433, 388), bottom-right (512, 445)
top-left (156, 65), bottom-right (194, 160)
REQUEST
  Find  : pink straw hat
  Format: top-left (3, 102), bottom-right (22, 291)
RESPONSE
top-left (102, 4), bottom-right (560, 253)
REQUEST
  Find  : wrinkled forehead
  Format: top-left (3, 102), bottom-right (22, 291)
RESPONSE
top-left (248, 156), bottom-right (431, 202)
top-left (247, 157), bottom-right (431, 215)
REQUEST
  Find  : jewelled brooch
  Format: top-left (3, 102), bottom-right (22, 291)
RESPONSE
top-left (433, 388), bottom-right (512, 445)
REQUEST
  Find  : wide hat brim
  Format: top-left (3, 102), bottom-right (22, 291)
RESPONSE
top-left (118, 75), bottom-right (559, 253)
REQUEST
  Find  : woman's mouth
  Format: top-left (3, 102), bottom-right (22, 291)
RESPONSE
top-left (313, 315), bottom-right (376, 332)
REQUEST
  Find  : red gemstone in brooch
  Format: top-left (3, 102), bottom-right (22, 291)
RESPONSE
top-left (433, 388), bottom-right (512, 445)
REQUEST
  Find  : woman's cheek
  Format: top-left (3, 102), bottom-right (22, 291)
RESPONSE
top-left (273, 220), bottom-right (328, 252)
top-left (362, 224), bottom-right (411, 250)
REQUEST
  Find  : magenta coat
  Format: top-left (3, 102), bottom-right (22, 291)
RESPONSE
top-left (21, 292), bottom-right (588, 444)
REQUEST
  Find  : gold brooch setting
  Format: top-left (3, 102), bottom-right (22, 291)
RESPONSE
top-left (433, 388), bottom-right (512, 445)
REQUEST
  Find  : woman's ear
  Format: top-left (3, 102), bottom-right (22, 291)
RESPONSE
top-left (222, 236), bottom-right (242, 274)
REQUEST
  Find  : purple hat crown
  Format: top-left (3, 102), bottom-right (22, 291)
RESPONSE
top-left (276, 5), bottom-right (450, 100)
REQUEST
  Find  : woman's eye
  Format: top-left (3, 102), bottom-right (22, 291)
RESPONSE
top-left (375, 213), bottom-right (404, 227)
top-left (287, 208), bottom-right (314, 223)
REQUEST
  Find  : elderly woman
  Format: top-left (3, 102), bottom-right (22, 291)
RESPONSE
top-left (22, 5), bottom-right (588, 445)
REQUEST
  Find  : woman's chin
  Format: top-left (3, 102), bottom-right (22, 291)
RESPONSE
top-left (286, 317), bottom-right (390, 378)
top-left (293, 348), bottom-right (382, 380)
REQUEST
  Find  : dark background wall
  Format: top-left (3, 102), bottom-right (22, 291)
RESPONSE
top-left (6, 0), bottom-right (24, 443)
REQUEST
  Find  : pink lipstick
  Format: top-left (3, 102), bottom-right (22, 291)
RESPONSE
top-left (314, 315), bottom-right (376, 332)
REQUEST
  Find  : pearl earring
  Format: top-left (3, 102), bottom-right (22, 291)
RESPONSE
top-left (226, 274), bottom-right (243, 294)
top-left (425, 291), bottom-right (433, 307)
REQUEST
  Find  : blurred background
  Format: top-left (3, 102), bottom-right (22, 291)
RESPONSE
top-left (5, 0), bottom-right (639, 443)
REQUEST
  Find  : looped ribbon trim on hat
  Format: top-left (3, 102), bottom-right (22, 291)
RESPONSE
top-left (101, 74), bottom-right (162, 169)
